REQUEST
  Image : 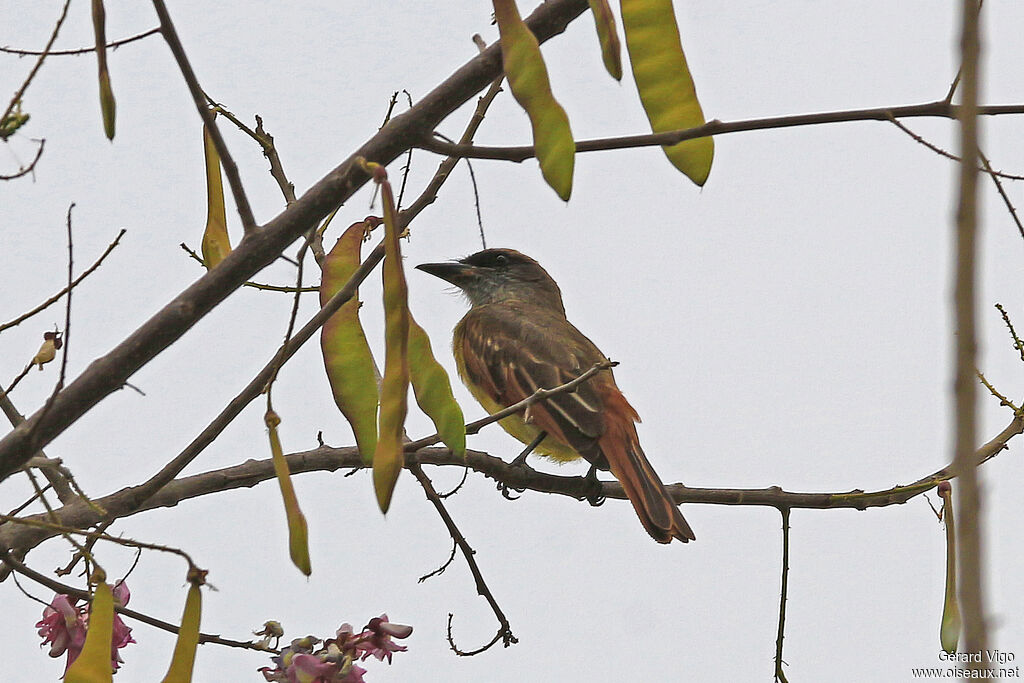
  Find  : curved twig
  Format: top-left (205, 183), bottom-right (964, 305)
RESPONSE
top-left (410, 463), bottom-right (517, 655)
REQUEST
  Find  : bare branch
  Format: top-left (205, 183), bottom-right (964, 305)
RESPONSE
top-left (774, 508), bottom-right (791, 683)
top-left (403, 360), bottom-right (616, 452)
top-left (0, 27), bottom-right (160, 57)
top-left (3, 409), bottom-right (1020, 561)
top-left (979, 151), bottom-right (1024, 240)
top-left (0, 138), bottom-right (45, 180)
top-left (410, 463), bottom-right (516, 655)
top-left (419, 101), bottom-right (1024, 161)
top-left (887, 115), bottom-right (1024, 181)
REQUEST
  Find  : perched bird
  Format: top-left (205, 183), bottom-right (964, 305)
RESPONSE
top-left (31, 331), bottom-right (62, 370)
top-left (416, 248), bottom-right (694, 543)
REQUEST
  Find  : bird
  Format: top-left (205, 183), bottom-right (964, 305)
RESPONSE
top-left (416, 248), bottom-right (694, 543)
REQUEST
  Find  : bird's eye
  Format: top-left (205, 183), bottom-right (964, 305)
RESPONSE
top-left (494, 254), bottom-right (508, 267)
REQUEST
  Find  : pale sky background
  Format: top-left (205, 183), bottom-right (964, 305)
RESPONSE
top-left (3, 1), bottom-right (1024, 681)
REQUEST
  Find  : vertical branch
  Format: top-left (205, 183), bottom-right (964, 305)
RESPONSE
top-left (774, 507), bottom-right (790, 683)
top-left (952, 0), bottom-right (987, 660)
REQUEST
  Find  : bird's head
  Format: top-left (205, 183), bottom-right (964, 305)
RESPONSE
top-left (416, 248), bottom-right (565, 314)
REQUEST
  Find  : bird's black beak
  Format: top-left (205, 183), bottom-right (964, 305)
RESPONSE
top-left (415, 261), bottom-right (478, 288)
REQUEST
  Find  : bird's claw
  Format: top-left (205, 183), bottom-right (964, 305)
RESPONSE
top-left (498, 480), bottom-right (525, 500)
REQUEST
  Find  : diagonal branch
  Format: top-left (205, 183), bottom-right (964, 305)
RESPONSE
top-left (0, 229), bottom-right (125, 334)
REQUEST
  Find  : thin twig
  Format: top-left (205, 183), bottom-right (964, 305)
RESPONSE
top-left (0, 229), bottom-right (125, 333)
top-left (151, 0), bottom-right (257, 232)
top-left (994, 304), bottom-right (1024, 363)
top-left (0, 27), bottom-right (160, 57)
top-left (178, 242), bottom-right (317, 292)
top-left (410, 462), bottom-right (517, 655)
top-left (254, 115), bottom-right (296, 204)
top-left (774, 507), bottom-right (791, 683)
top-left (395, 90), bottom-right (415, 210)
top-left (975, 368), bottom-right (1018, 411)
top-left (978, 150), bottom-right (1024, 240)
top-left (418, 540), bottom-right (458, 583)
top-left (886, 115), bottom-right (1024, 181)
top-left (466, 157), bottom-right (486, 249)
top-left (22, 205), bottom-right (75, 443)
top-left (263, 229), bottom-right (315, 396)
top-left (1, 0), bottom-right (70, 133)
top-left (22, 467), bottom-right (90, 562)
top-left (208, 98), bottom-right (296, 205)
top-left (0, 138), bottom-right (45, 180)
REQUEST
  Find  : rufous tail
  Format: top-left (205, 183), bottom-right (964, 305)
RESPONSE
top-left (600, 406), bottom-right (695, 544)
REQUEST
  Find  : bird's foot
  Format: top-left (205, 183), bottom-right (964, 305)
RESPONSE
top-left (582, 464), bottom-right (606, 507)
top-left (497, 438), bottom-right (543, 500)
top-left (497, 459), bottom-right (534, 500)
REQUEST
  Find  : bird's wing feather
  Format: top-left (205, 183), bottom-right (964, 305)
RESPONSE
top-left (459, 304), bottom-right (606, 455)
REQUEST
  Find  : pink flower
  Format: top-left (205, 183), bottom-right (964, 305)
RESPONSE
top-left (259, 615), bottom-right (410, 681)
top-left (36, 583), bottom-right (136, 675)
top-left (36, 594), bottom-right (87, 672)
top-left (109, 581), bottom-right (136, 671)
top-left (354, 614), bottom-right (412, 664)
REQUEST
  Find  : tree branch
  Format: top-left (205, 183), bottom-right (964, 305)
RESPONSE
top-left (3, 409), bottom-right (1020, 561)
top-left (418, 101), bottom-right (1024, 161)
top-left (774, 508), bottom-right (791, 683)
top-left (0, 27), bottom-right (160, 57)
top-left (409, 463), bottom-right (516, 655)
